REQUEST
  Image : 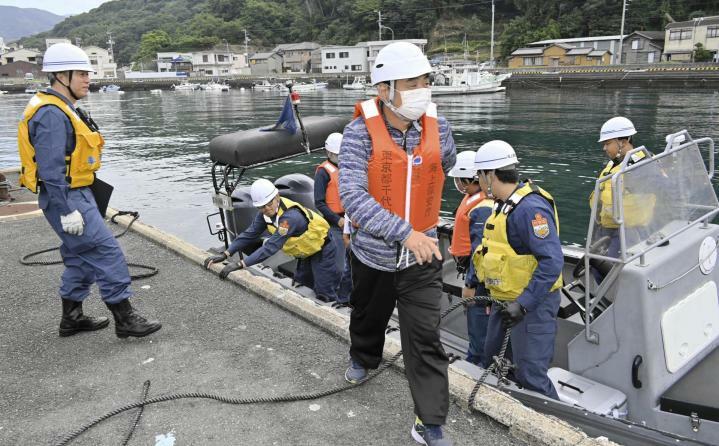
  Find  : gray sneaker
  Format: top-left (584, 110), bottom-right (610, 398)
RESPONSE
top-left (344, 357), bottom-right (368, 384)
top-left (411, 417), bottom-right (453, 446)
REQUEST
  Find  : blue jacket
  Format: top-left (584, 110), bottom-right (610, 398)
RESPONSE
top-left (465, 205), bottom-right (493, 292)
top-left (506, 192), bottom-right (564, 312)
top-left (28, 88), bottom-right (78, 215)
top-left (226, 208), bottom-right (310, 267)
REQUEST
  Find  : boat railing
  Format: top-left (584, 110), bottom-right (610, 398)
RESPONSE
top-left (582, 130), bottom-right (717, 343)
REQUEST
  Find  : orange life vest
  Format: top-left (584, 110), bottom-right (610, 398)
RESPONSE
top-left (355, 98), bottom-right (444, 233)
top-left (449, 192), bottom-right (488, 256)
top-left (316, 160), bottom-right (344, 214)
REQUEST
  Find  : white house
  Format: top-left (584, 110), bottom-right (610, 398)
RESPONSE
top-left (192, 45), bottom-right (248, 76)
top-left (320, 45), bottom-right (367, 74)
top-left (663, 16), bottom-right (719, 62)
top-left (529, 36), bottom-right (622, 64)
top-left (157, 52), bottom-right (194, 73)
top-left (83, 45), bottom-right (117, 79)
top-left (0, 48), bottom-right (41, 65)
top-left (319, 39), bottom-right (427, 74)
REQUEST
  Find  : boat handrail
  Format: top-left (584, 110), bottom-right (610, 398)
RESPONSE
top-left (582, 131), bottom-right (717, 343)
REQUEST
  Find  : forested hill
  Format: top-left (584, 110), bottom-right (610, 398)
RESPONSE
top-left (19, 0), bottom-right (719, 65)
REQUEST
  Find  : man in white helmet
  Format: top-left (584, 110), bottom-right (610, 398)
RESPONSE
top-left (313, 132), bottom-right (352, 305)
top-left (339, 41), bottom-right (457, 446)
top-left (472, 140), bottom-right (563, 400)
top-left (203, 178), bottom-right (340, 303)
top-left (447, 150), bottom-right (494, 365)
top-left (16, 43), bottom-right (161, 339)
top-left (592, 117), bottom-right (653, 268)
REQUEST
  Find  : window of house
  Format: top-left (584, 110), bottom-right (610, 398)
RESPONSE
top-left (708, 26), bottom-right (719, 38)
top-left (631, 39), bottom-right (641, 50)
top-left (218, 55), bottom-right (226, 62)
top-left (202, 55), bottom-right (209, 62)
top-left (351, 64), bottom-right (362, 71)
top-left (6, 57), bottom-right (13, 63)
top-left (28, 57), bottom-right (36, 62)
top-left (669, 29), bottom-right (692, 40)
top-left (523, 57), bottom-right (534, 66)
top-left (222, 69), bottom-right (229, 74)
top-left (339, 52), bottom-right (349, 58)
top-left (326, 52), bottom-right (335, 59)
top-left (345, 65), bottom-right (349, 70)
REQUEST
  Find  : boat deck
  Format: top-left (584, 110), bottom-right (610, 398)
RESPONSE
top-left (0, 209), bottom-right (524, 445)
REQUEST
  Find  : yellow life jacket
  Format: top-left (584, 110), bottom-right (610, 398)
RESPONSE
top-left (473, 182), bottom-right (563, 301)
top-left (591, 151), bottom-right (655, 228)
top-left (265, 197), bottom-right (330, 258)
top-left (17, 91), bottom-right (104, 193)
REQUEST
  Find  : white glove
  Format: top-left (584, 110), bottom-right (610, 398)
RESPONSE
top-left (60, 210), bottom-right (85, 236)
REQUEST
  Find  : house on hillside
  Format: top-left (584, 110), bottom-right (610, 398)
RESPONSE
top-left (273, 42), bottom-right (320, 73)
top-left (529, 35), bottom-right (621, 64)
top-left (0, 48), bottom-right (41, 65)
top-left (663, 16), bottom-right (719, 62)
top-left (508, 43), bottom-right (611, 68)
top-left (83, 45), bottom-right (117, 79)
top-left (320, 45), bottom-right (368, 74)
top-left (249, 52), bottom-right (283, 76)
top-left (621, 31), bottom-right (664, 64)
top-left (192, 45), bottom-right (248, 77)
top-left (45, 38), bottom-right (71, 49)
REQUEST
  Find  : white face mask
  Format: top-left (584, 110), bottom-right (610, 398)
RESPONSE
top-left (394, 87), bottom-right (431, 121)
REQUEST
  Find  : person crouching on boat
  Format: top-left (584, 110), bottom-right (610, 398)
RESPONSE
top-left (203, 178), bottom-right (340, 303)
top-left (17, 43), bottom-right (161, 338)
top-left (340, 41), bottom-right (456, 446)
top-left (591, 117), bottom-right (654, 275)
top-left (448, 150), bottom-right (494, 366)
top-left (314, 132), bottom-right (352, 305)
top-left (473, 140), bottom-right (563, 400)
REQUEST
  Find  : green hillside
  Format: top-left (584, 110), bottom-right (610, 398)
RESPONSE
top-left (19, 0), bottom-right (719, 65)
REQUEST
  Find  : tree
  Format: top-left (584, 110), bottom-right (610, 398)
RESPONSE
top-left (135, 30), bottom-right (171, 67)
top-left (693, 43), bottom-right (713, 62)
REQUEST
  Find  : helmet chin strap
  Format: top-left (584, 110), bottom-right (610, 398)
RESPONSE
top-left (54, 71), bottom-right (80, 101)
top-left (381, 80), bottom-right (412, 122)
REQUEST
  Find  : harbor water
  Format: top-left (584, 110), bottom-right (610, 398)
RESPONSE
top-left (1, 87), bottom-right (718, 249)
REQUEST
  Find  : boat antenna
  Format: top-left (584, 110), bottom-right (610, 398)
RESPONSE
top-left (285, 81), bottom-right (311, 154)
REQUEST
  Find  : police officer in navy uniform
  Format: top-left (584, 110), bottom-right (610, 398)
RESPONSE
top-left (17, 43), bottom-right (161, 338)
top-left (472, 140), bottom-right (563, 399)
top-left (204, 179), bottom-right (340, 303)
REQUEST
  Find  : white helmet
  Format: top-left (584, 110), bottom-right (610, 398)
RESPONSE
top-left (42, 43), bottom-right (93, 73)
top-left (371, 42), bottom-right (432, 85)
top-left (474, 140), bottom-right (518, 171)
top-left (324, 132), bottom-right (343, 155)
top-left (598, 117), bottom-right (636, 142)
top-left (250, 178), bottom-right (279, 207)
top-left (448, 150), bottom-right (477, 178)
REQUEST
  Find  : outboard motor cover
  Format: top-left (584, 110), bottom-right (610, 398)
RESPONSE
top-left (275, 174), bottom-right (316, 211)
top-left (225, 186), bottom-right (264, 254)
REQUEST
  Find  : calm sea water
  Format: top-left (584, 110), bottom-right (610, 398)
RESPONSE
top-left (1, 87), bottom-right (718, 248)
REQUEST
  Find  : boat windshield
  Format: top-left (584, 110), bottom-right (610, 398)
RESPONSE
top-left (587, 130), bottom-right (718, 263)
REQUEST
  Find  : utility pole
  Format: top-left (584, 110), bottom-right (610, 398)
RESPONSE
top-left (377, 10), bottom-right (383, 40)
top-left (490, 0), bottom-right (495, 66)
top-left (617, 0), bottom-right (630, 65)
top-left (106, 31), bottom-right (114, 62)
top-left (243, 29), bottom-right (250, 57)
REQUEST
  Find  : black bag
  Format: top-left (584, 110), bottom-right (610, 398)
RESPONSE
top-left (89, 177), bottom-right (114, 218)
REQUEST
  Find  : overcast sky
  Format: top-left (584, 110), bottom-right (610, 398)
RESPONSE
top-left (0, 0), bottom-right (111, 16)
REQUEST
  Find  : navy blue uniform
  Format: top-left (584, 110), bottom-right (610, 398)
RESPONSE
top-left (464, 204), bottom-right (493, 365)
top-left (314, 165), bottom-right (351, 303)
top-left (31, 89), bottom-right (132, 304)
top-left (227, 208), bottom-right (339, 301)
top-left (483, 192), bottom-right (563, 399)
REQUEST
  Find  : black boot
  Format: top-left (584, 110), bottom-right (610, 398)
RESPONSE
top-left (106, 299), bottom-right (162, 338)
top-left (59, 298), bottom-right (110, 337)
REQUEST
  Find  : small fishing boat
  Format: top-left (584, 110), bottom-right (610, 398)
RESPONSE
top-left (342, 76), bottom-right (367, 91)
top-left (171, 81), bottom-right (199, 91)
top-left (100, 84), bottom-right (123, 93)
top-left (252, 79), bottom-right (283, 91)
